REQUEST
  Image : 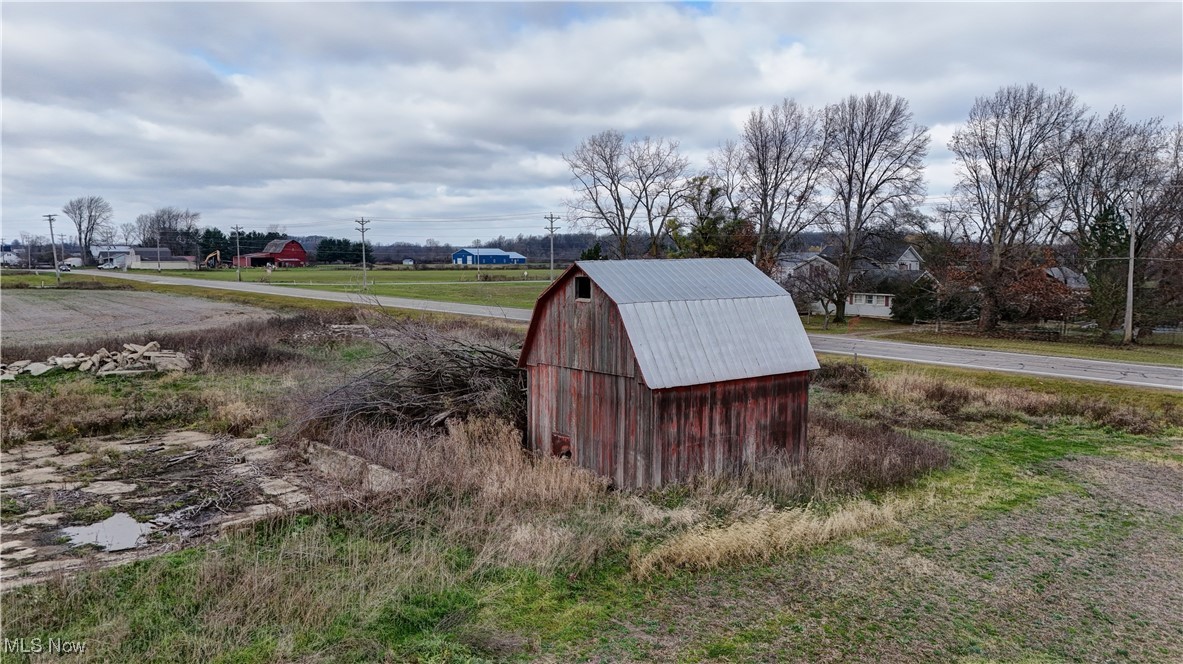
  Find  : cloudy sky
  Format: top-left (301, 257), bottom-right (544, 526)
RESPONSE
top-left (2, 1), bottom-right (1180, 246)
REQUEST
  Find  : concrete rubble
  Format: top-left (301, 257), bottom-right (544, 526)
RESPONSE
top-left (0, 341), bottom-right (190, 380)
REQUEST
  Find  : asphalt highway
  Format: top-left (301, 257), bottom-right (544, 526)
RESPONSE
top-left (94, 270), bottom-right (1182, 390)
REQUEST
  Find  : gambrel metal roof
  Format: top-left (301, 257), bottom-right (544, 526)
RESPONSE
top-left (574, 258), bottom-right (818, 389)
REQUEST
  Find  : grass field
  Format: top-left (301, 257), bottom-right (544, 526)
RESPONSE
top-left (125, 265), bottom-right (544, 284)
top-left (890, 330), bottom-right (1183, 367)
top-left (3, 293), bottom-right (1181, 662)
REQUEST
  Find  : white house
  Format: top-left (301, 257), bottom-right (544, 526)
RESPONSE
top-left (777, 243), bottom-right (930, 319)
top-left (1, 251), bottom-right (21, 266)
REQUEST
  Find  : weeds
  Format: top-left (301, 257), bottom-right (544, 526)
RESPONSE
top-left (812, 361), bottom-right (872, 393)
top-left (816, 360), bottom-right (1178, 435)
top-left (631, 497), bottom-right (906, 578)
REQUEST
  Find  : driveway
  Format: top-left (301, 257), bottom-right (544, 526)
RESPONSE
top-left (93, 270), bottom-right (1183, 390)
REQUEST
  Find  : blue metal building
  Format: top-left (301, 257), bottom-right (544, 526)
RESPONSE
top-left (451, 248), bottom-right (527, 265)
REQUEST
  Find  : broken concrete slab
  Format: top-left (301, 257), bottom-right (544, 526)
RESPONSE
top-left (80, 481), bottom-right (138, 495)
top-left (25, 362), bottom-right (56, 377)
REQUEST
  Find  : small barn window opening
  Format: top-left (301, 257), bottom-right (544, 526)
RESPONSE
top-left (574, 276), bottom-right (592, 301)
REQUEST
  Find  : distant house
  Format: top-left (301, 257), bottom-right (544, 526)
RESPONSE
top-left (1, 251), bottom-right (21, 266)
top-left (124, 247), bottom-right (195, 270)
top-left (1046, 266), bottom-right (1089, 291)
top-left (519, 258), bottom-right (817, 489)
top-left (401, 257), bottom-right (415, 266)
top-left (232, 239), bottom-right (307, 268)
top-left (91, 245), bottom-right (133, 268)
top-left (451, 248), bottom-right (526, 265)
top-left (778, 243), bottom-right (930, 319)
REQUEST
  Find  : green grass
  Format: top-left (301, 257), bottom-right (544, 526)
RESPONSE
top-left (888, 330), bottom-right (1183, 367)
top-left (283, 281), bottom-right (545, 310)
top-left (4, 349), bottom-right (1181, 662)
top-left (124, 265), bottom-right (543, 285)
top-left (799, 314), bottom-right (908, 335)
top-left (2, 268), bottom-right (548, 311)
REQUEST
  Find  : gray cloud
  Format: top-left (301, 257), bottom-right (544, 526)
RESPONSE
top-left (2, 2), bottom-right (1179, 244)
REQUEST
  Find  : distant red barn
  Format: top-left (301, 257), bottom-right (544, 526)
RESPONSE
top-left (518, 258), bottom-right (818, 489)
top-left (232, 239), bottom-right (307, 267)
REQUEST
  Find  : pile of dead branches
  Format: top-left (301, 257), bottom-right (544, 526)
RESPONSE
top-left (301, 320), bottom-right (526, 435)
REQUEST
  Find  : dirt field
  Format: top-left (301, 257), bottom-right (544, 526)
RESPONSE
top-left (1, 290), bottom-right (273, 345)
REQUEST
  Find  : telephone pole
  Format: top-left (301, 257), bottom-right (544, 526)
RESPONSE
top-left (544, 213), bottom-right (560, 281)
top-left (231, 225), bottom-right (244, 282)
top-left (44, 214), bottom-right (61, 286)
top-left (356, 217), bottom-right (370, 291)
top-left (1123, 193), bottom-right (1138, 345)
top-left (156, 228), bottom-right (162, 272)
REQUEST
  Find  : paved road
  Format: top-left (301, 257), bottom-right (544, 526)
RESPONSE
top-left (94, 270), bottom-right (1182, 390)
top-left (808, 336), bottom-right (1180, 391)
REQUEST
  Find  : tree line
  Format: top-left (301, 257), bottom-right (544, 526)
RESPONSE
top-left (562, 84), bottom-right (1182, 331)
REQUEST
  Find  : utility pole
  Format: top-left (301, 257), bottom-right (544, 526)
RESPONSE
top-left (232, 225), bottom-right (243, 282)
top-left (544, 213), bottom-right (560, 281)
top-left (44, 214), bottom-right (61, 286)
top-left (156, 228), bottom-right (162, 272)
top-left (356, 217), bottom-right (370, 291)
top-left (1123, 193), bottom-right (1138, 345)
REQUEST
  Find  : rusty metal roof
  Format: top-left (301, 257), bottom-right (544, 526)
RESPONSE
top-left (576, 259), bottom-right (818, 389)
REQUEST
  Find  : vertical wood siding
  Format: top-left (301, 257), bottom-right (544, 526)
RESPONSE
top-left (523, 270), bottom-right (636, 378)
top-left (523, 267), bottom-right (811, 489)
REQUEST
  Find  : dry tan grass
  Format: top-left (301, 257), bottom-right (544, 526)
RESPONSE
top-left (631, 497), bottom-right (907, 578)
top-left (870, 370), bottom-right (1165, 434)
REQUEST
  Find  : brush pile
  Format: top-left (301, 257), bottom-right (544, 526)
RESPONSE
top-left (301, 320), bottom-right (525, 433)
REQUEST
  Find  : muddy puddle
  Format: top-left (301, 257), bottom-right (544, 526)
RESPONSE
top-left (62, 512), bottom-right (153, 551)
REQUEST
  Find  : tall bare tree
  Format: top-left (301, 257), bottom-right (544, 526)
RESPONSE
top-left (948, 84), bottom-right (1084, 331)
top-left (737, 99), bottom-right (830, 273)
top-left (821, 92), bottom-right (929, 322)
top-left (563, 130), bottom-right (689, 258)
top-left (135, 207), bottom-right (202, 255)
top-left (1055, 110), bottom-right (1176, 331)
top-left (118, 222), bottom-right (137, 244)
top-left (1055, 108), bottom-right (1161, 239)
top-left (61, 196), bottom-right (114, 266)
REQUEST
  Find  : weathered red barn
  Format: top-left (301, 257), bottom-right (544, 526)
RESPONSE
top-left (518, 258), bottom-right (819, 489)
top-left (232, 239), bottom-right (307, 267)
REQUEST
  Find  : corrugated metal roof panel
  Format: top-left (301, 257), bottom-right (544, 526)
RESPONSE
top-left (577, 258), bottom-right (787, 304)
top-left (615, 294), bottom-right (819, 390)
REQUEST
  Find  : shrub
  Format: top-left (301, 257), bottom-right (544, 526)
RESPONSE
top-left (813, 361), bottom-right (872, 393)
top-left (807, 414), bottom-right (953, 498)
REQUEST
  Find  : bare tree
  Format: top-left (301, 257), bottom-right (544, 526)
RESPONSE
top-left (135, 207), bottom-right (202, 254)
top-left (563, 130), bottom-right (689, 258)
top-left (948, 84), bottom-right (1084, 331)
top-left (737, 99), bottom-right (830, 273)
top-left (781, 261), bottom-right (843, 330)
top-left (61, 196), bottom-right (114, 266)
top-left (1055, 108), bottom-right (1162, 240)
top-left (118, 222), bottom-right (137, 244)
top-left (821, 92), bottom-right (930, 322)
